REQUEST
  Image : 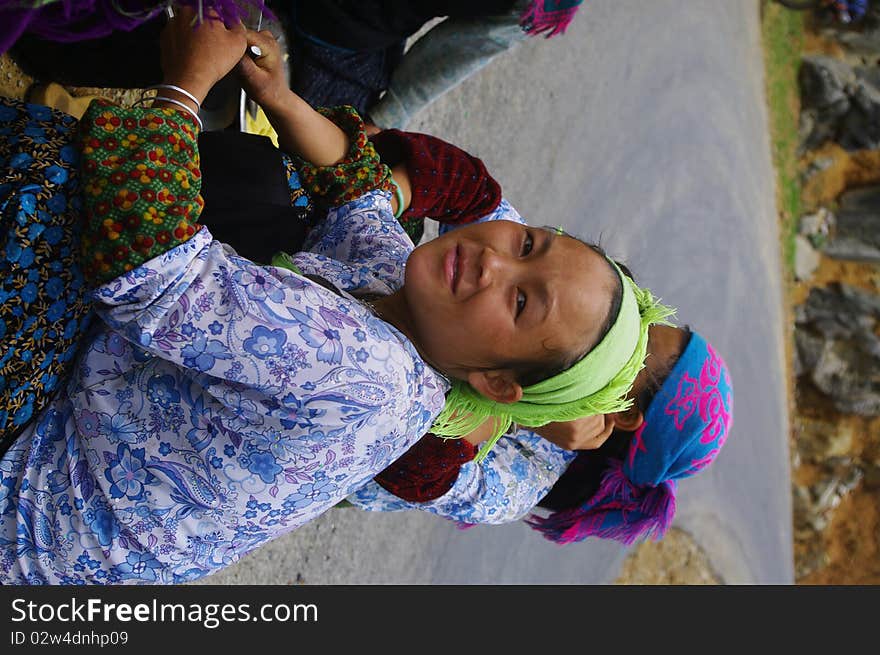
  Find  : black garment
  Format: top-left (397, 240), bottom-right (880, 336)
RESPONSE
top-left (288, 37), bottom-right (404, 117)
top-left (287, 0), bottom-right (516, 116)
top-left (292, 0), bottom-right (515, 51)
top-left (537, 431), bottom-right (633, 511)
top-left (197, 131), bottom-right (311, 263)
top-left (9, 18), bottom-right (164, 88)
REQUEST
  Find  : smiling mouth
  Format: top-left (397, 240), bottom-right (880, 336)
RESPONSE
top-left (445, 245), bottom-right (460, 294)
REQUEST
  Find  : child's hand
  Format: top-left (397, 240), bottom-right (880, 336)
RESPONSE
top-left (159, 7), bottom-right (247, 103)
top-left (237, 30), bottom-right (289, 113)
top-left (532, 414), bottom-right (615, 451)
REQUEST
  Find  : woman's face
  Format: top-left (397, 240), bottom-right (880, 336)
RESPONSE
top-left (403, 220), bottom-right (618, 385)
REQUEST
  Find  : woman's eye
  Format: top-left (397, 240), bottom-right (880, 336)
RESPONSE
top-left (521, 232), bottom-right (533, 257)
top-left (516, 289), bottom-right (527, 318)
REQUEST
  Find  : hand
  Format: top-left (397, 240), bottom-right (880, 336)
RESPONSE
top-left (532, 414), bottom-right (615, 451)
top-left (236, 29), bottom-right (289, 112)
top-left (159, 8), bottom-right (247, 103)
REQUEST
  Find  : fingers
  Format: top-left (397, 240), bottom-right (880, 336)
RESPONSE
top-left (245, 29), bottom-right (279, 51)
top-left (588, 416), bottom-right (615, 449)
top-left (533, 413), bottom-right (616, 451)
top-left (240, 30), bottom-right (282, 73)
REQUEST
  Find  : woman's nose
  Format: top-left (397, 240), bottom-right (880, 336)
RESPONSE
top-left (478, 246), bottom-right (510, 288)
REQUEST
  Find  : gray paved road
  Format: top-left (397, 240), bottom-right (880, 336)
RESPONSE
top-left (199, 0), bottom-right (793, 585)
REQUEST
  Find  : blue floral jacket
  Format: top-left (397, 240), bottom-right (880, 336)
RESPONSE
top-left (0, 189), bottom-right (448, 584)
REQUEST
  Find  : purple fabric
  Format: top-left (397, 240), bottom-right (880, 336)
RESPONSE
top-left (0, 0), bottom-right (272, 54)
top-left (527, 331), bottom-right (734, 545)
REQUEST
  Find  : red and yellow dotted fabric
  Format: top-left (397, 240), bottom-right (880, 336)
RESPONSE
top-left (77, 101), bottom-right (394, 285)
top-left (292, 105), bottom-right (395, 208)
top-left (77, 100), bottom-right (204, 285)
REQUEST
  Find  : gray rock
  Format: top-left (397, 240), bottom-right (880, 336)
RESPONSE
top-left (839, 283), bottom-right (880, 317)
top-left (795, 328), bottom-right (825, 376)
top-left (799, 56), bottom-right (855, 150)
top-left (824, 206), bottom-right (880, 264)
top-left (856, 66), bottom-right (880, 92)
top-left (794, 234), bottom-right (822, 281)
top-left (799, 55), bottom-right (856, 113)
top-left (823, 26), bottom-right (880, 57)
top-left (799, 207), bottom-right (835, 240)
top-left (798, 109), bottom-right (822, 153)
top-left (806, 461), bottom-right (863, 525)
top-left (838, 464), bottom-right (864, 496)
top-left (839, 77), bottom-right (880, 150)
top-left (823, 237), bottom-right (880, 262)
top-left (811, 336), bottom-right (880, 416)
top-left (839, 184), bottom-right (880, 212)
top-left (797, 283), bottom-right (880, 338)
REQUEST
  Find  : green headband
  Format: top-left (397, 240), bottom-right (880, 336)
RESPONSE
top-left (523, 260), bottom-right (639, 404)
top-left (429, 259), bottom-right (676, 461)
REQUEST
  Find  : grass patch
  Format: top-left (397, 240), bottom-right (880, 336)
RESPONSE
top-left (761, 0), bottom-right (806, 277)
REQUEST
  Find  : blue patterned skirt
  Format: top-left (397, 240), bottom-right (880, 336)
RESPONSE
top-left (0, 98), bottom-right (93, 451)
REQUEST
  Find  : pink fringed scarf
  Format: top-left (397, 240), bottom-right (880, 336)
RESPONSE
top-left (519, 0), bottom-right (585, 38)
top-left (525, 458), bottom-right (676, 545)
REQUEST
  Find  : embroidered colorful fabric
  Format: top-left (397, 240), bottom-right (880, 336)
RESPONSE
top-left (77, 100), bottom-right (203, 284)
top-left (369, 128), bottom-right (502, 244)
top-left (374, 434), bottom-right (477, 503)
top-left (292, 105), bottom-right (394, 209)
top-left (281, 154), bottom-right (313, 213)
top-left (0, 98), bottom-right (92, 447)
top-left (526, 331), bottom-right (733, 545)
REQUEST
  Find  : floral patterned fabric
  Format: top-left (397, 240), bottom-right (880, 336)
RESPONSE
top-left (0, 176), bottom-right (448, 582)
top-left (0, 99), bottom-right (92, 448)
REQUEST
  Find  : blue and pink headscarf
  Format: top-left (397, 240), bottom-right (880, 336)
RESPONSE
top-left (526, 331), bottom-right (733, 545)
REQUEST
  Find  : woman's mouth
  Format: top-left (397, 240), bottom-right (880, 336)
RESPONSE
top-left (445, 245), bottom-right (459, 294)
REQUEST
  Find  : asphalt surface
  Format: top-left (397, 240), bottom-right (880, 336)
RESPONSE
top-left (198, 0), bottom-right (793, 585)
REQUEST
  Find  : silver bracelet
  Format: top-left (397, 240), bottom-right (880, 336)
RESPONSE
top-left (152, 95), bottom-right (204, 131)
top-left (144, 84), bottom-right (202, 112)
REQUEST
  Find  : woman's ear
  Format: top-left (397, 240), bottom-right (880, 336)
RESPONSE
top-left (610, 405), bottom-right (644, 432)
top-left (467, 370), bottom-right (523, 405)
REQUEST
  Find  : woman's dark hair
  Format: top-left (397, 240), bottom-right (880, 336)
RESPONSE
top-left (507, 234), bottom-right (627, 388)
top-left (537, 326), bottom-right (692, 511)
